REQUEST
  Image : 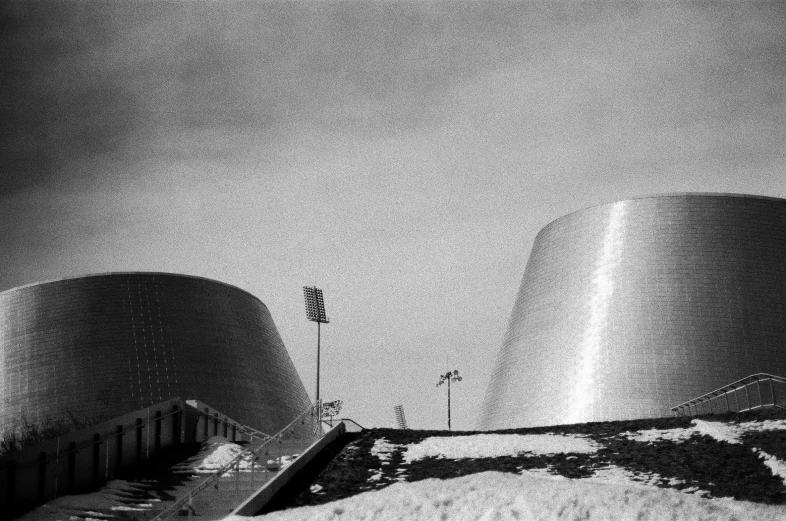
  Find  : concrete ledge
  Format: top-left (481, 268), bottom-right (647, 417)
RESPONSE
top-left (231, 422), bottom-right (347, 516)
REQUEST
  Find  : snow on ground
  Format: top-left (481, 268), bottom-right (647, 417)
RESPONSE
top-left (14, 480), bottom-right (157, 521)
top-left (366, 433), bottom-right (601, 484)
top-left (233, 471), bottom-right (786, 521)
top-left (623, 419), bottom-right (786, 444)
top-left (758, 450), bottom-right (786, 482)
top-left (586, 464), bottom-right (711, 497)
top-left (172, 435), bottom-right (296, 476)
top-left (398, 433), bottom-right (601, 462)
top-left (369, 439), bottom-right (397, 462)
top-left (621, 418), bottom-right (786, 489)
top-left (172, 436), bottom-right (255, 474)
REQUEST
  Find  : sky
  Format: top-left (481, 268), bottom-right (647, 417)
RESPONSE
top-left (2, 1), bottom-right (786, 431)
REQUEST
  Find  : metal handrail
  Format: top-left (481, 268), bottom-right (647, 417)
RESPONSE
top-left (671, 373), bottom-right (786, 416)
top-left (148, 402), bottom-right (321, 521)
top-left (321, 418), bottom-right (365, 431)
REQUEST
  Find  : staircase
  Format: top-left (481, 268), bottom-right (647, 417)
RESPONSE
top-left (14, 405), bottom-right (322, 521)
top-left (161, 438), bottom-right (315, 521)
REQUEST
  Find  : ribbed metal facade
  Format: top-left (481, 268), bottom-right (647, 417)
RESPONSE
top-left (478, 194), bottom-right (786, 429)
top-left (0, 273), bottom-right (312, 434)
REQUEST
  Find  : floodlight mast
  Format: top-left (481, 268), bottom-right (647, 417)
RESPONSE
top-left (303, 286), bottom-right (329, 405)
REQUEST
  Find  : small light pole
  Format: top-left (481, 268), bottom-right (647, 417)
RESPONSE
top-left (303, 286), bottom-right (329, 406)
top-left (436, 369), bottom-right (462, 431)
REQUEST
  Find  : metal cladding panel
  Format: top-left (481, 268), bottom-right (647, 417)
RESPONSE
top-left (477, 194), bottom-right (786, 429)
top-left (0, 273), bottom-right (312, 434)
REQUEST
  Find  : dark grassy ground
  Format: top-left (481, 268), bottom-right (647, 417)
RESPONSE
top-left (278, 409), bottom-right (786, 511)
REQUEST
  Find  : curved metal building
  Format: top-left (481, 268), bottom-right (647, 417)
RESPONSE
top-left (0, 273), bottom-right (311, 434)
top-left (478, 194), bottom-right (786, 429)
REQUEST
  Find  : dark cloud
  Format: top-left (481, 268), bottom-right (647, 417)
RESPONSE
top-left (0, 2), bottom-right (594, 195)
top-left (0, 1), bottom-right (141, 194)
top-left (2, 1), bottom-right (786, 198)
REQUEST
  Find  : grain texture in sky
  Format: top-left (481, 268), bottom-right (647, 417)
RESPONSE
top-left (2, 1), bottom-right (785, 429)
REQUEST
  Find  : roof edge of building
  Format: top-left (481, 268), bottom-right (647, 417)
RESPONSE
top-left (0, 272), bottom-right (268, 308)
top-left (537, 192), bottom-right (786, 238)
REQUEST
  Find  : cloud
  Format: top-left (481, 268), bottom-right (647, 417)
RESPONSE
top-left (4, 2), bottom-right (785, 196)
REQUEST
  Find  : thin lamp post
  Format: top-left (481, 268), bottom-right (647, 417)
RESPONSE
top-left (303, 286), bottom-right (329, 405)
top-left (437, 370), bottom-right (462, 431)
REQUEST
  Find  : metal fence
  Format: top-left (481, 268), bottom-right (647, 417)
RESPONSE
top-left (671, 373), bottom-right (786, 417)
top-left (0, 398), bottom-right (280, 520)
top-left (0, 398), bottom-right (186, 519)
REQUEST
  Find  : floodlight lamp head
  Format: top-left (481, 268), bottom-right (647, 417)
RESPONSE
top-left (303, 286), bottom-right (329, 323)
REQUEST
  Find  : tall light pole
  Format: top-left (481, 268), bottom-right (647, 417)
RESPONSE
top-left (303, 286), bottom-right (329, 405)
top-left (436, 369), bottom-right (462, 431)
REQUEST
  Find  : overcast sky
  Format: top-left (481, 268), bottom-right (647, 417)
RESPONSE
top-left (2, 1), bottom-right (785, 430)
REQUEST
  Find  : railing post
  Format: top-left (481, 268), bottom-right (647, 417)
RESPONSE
top-left (745, 383), bottom-right (751, 411)
top-left (67, 442), bottom-right (76, 494)
top-left (146, 408), bottom-right (151, 460)
top-left (173, 405), bottom-right (181, 445)
top-left (54, 437), bottom-right (60, 499)
top-left (155, 411), bottom-right (162, 453)
top-left (757, 378), bottom-right (763, 408)
top-left (37, 452), bottom-right (47, 503)
top-left (116, 426), bottom-right (124, 469)
top-left (136, 419), bottom-right (144, 463)
top-left (92, 434), bottom-right (101, 485)
top-left (235, 458), bottom-right (240, 498)
top-left (766, 376), bottom-right (775, 406)
top-left (7, 461), bottom-right (16, 508)
top-left (105, 436), bottom-right (110, 480)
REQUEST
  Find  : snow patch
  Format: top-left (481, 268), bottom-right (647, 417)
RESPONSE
top-left (756, 449), bottom-right (786, 485)
top-left (402, 433), bottom-right (600, 462)
top-left (13, 480), bottom-right (156, 521)
top-left (171, 436), bottom-right (279, 475)
top-left (624, 419), bottom-right (786, 445)
top-left (586, 465), bottom-right (711, 497)
top-left (370, 438), bottom-right (398, 462)
top-left (253, 470), bottom-right (786, 521)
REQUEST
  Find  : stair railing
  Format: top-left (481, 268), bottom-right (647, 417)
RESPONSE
top-left (671, 373), bottom-right (786, 417)
top-left (148, 402), bottom-right (321, 521)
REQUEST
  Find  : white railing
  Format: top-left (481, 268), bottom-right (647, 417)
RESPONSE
top-left (321, 418), bottom-right (365, 433)
top-left (671, 373), bottom-right (786, 417)
top-left (149, 402), bottom-right (322, 521)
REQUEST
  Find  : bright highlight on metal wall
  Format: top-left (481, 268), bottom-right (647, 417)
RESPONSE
top-left (478, 194), bottom-right (786, 430)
